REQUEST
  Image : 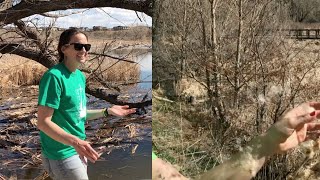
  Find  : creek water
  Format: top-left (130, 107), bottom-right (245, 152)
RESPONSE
top-left (137, 52), bottom-right (152, 89)
top-left (87, 51), bottom-right (152, 180)
top-left (0, 51), bottom-right (152, 179)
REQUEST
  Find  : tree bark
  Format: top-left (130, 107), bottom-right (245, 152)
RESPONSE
top-left (86, 86), bottom-right (151, 108)
top-left (0, 0), bottom-right (152, 26)
top-left (234, 0), bottom-right (242, 108)
top-left (0, 43), bottom-right (58, 68)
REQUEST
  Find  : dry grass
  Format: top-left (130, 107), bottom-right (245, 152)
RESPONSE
top-left (153, 39), bottom-right (320, 180)
top-left (153, 89), bottom-right (211, 179)
top-left (85, 55), bottom-right (140, 83)
top-left (0, 54), bottom-right (47, 87)
top-left (175, 78), bottom-right (207, 98)
top-left (153, 90), bottom-right (317, 180)
top-left (87, 26), bottom-right (151, 44)
top-left (0, 53), bottom-right (141, 89)
top-left (0, 26), bottom-right (151, 88)
top-left (0, 33), bottom-right (150, 88)
top-left (0, 54), bottom-right (141, 88)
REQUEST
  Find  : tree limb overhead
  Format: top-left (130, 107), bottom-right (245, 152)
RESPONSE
top-left (0, 0), bottom-right (152, 26)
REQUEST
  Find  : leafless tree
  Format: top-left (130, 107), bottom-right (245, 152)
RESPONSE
top-left (153, 0), bottom-right (320, 178)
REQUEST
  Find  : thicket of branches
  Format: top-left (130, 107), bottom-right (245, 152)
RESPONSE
top-left (153, 0), bottom-right (320, 179)
top-left (289, 0), bottom-right (320, 23)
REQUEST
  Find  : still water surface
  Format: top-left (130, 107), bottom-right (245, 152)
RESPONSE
top-left (138, 52), bottom-right (152, 89)
top-left (83, 51), bottom-right (152, 180)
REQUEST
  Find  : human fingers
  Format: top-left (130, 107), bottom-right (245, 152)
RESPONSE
top-left (76, 145), bottom-right (97, 163)
top-left (75, 141), bottom-right (99, 163)
top-left (96, 146), bottom-right (107, 157)
top-left (307, 122), bottom-right (320, 131)
top-left (309, 102), bottom-right (320, 111)
top-left (120, 105), bottom-right (130, 109)
top-left (119, 106), bottom-right (136, 116)
top-left (82, 148), bottom-right (97, 163)
top-left (81, 144), bottom-right (100, 163)
top-left (121, 105), bottom-right (137, 111)
top-left (75, 146), bottom-right (95, 163)
top-left (79, 155), bottom-right (88, 166)
top-left (289, 111), bottom-right (318, 129)
top-left (84, 143), bottom-right (99, 158)
top-left (126, 108), bottom-right (136, 114)
top-left (296, 124), bottom-right (308, 143)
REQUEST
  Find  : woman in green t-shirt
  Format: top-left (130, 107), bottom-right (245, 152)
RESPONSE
top-left (37, 28), bottom-right (136, 180)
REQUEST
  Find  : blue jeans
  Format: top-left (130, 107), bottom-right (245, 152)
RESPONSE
top-left (42, 154), bottom-right (88, 180)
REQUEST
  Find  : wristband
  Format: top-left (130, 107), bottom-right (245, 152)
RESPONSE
top-left (103, 108), bottom-right (109, 117)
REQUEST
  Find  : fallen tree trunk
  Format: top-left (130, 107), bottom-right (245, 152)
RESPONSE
top-left (86, 86), bottom-right (152, 108)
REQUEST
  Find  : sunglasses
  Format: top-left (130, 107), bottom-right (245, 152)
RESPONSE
top-left (66, 43), bottom-right (91, 51)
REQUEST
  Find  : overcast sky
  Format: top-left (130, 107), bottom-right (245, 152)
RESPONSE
top-left (23, 7), bottom-right (152, 28)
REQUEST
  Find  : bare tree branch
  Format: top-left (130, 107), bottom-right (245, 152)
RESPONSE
top-left (0, 0), bottom-right (152, 26)
top-left (89, 52), bottom-right (137, 63)
top-left (0, 43), bottom-right (57, 67)
top-left (86, 86), bottom-right (152, 108)
top-left (40, 9), bottom-right (90, 18)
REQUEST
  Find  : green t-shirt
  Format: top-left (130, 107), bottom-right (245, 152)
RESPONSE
top-left (38, 63), bottom-right (87, 160)
top-left (152, 151), bottom-right (157, 160)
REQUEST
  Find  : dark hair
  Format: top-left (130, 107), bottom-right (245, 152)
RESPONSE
top-left (57, 28), bottom-right (88, 62)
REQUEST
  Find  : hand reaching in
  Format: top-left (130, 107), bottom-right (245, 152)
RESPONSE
top-left (72, 138), bottom-right (99, 163)
top-left (152, 157), bottom-right (189, 180)
top-left (266, 102), bottom-right (320, 154)
top-left (108, 105), bottom-right (136, 117)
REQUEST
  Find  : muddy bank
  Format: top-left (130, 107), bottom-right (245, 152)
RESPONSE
top-left (0, 85), bottom-right (151, 179)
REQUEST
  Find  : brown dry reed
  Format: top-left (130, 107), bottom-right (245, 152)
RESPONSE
top-left (0, 55), bottom-right (47, 87)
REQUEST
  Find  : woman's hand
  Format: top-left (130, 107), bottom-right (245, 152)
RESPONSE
top-left (72, 138), bottom-right (100, 163)
top-left (108, 105), bottom-right (136, 117)
top-left (152, 157), bottom-right (189, 180)
top-left (266, 102), bottom-right (320, 154)
top-left (199, 102), bottom-right (320, 180)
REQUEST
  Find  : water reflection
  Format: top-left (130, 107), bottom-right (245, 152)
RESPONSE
top-left (136, 52), bottom-right (152, 89)
top-left (88, 140), bottom-right (152, 180)
top-left (87, 51), bottom-right (152, 180)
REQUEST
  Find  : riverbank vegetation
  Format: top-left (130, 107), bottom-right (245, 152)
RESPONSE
top-left (153, 0), bottom-right (320, 179)
top-left (0, 26), bottom-right (151, 88)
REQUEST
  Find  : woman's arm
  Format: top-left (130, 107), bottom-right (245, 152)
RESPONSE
top-left (152, 154), bottom-right (190, 180)
top-left (199, 134), bottom-right (270, 180)
top-left (199, 102), bottom-right (320, 180)
top-left (37, 105), bottom-right (99, 162)
top-left (38, 106), bottom-right (80, 146)
top-left (86, 109), bottom-right (105, 121)
top-left (86, 105), bottom-right (136, 121)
